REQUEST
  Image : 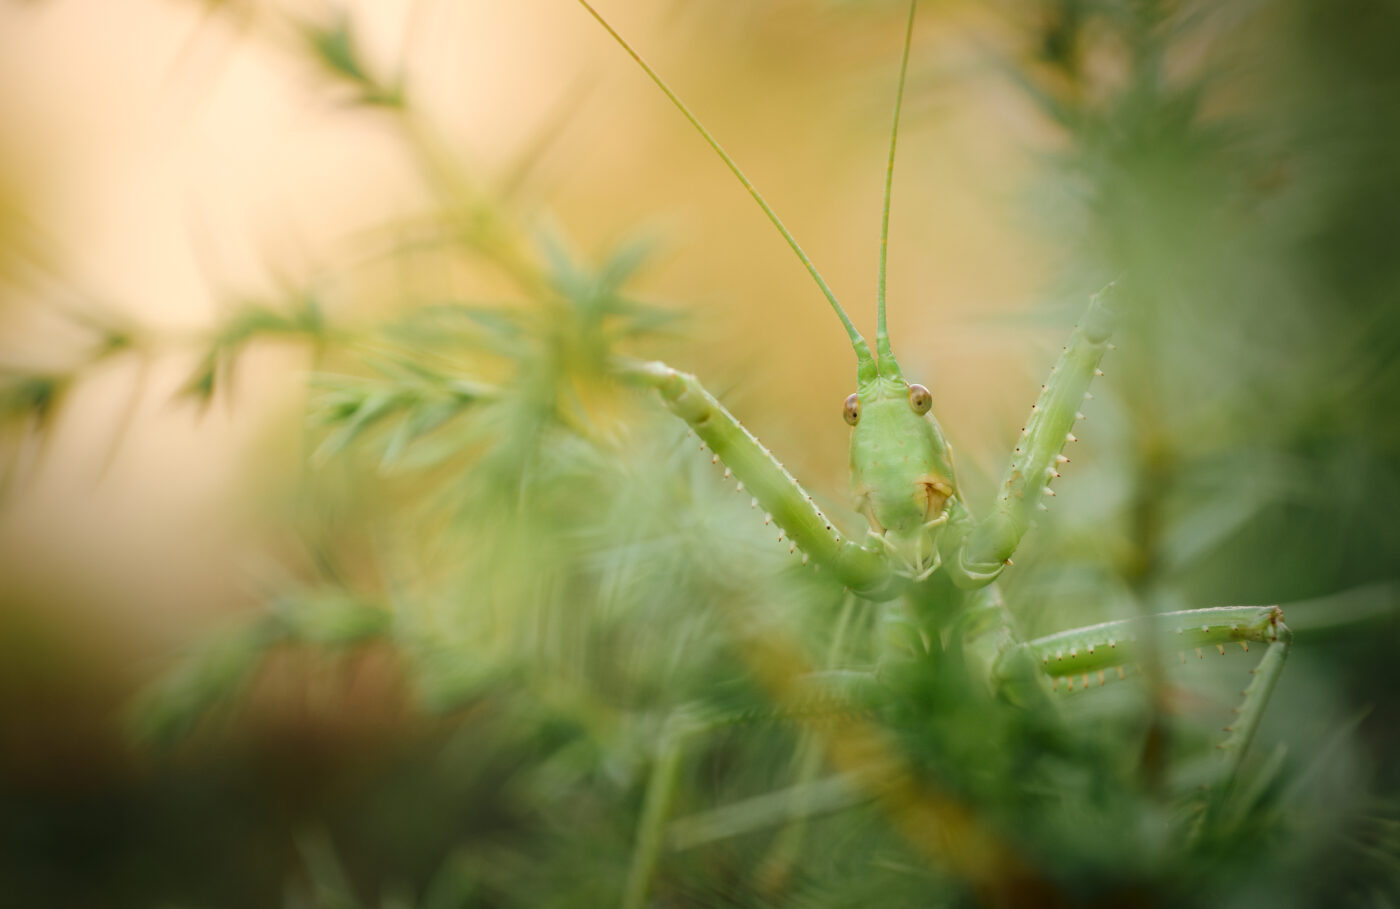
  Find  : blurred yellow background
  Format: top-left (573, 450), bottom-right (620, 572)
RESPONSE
top-left (0, 0), bottom-right (1051, 656)
top-left (11, 3), bottom-right (1397, 905)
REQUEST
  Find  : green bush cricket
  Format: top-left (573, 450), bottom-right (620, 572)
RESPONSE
top-left (87, 3), bottom-right (1311, 904)
top-left (573, 1), bottom-right (1293, 902)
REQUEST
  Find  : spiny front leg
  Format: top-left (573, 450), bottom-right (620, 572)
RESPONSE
top-left (617, 358), bottom-right (894, 597)
top-left (953, 287), bottom-right (1116, 587)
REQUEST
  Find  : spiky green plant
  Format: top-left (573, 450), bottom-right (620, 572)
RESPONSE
top-left (3, 2), bottom-right (1398, 908)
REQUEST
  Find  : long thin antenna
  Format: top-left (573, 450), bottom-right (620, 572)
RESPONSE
top-left (877, 0), bottom-right (918, 365)
top-left (574, 0), bottom-right (871, 357)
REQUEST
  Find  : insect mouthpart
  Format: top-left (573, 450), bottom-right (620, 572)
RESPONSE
top-left (919, 476), bottom-right (954, 520)
top-left (875, 525), bottom-right (945, 583)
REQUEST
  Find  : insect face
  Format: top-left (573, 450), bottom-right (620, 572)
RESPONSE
top-left (847, 374), bottom-right (957, 578)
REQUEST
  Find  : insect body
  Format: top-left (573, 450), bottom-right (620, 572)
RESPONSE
top-left (576, 0), bottom-right (1290, 903)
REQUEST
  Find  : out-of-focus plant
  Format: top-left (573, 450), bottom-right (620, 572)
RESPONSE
top-left (3, 1), bottom-right (1398, 907)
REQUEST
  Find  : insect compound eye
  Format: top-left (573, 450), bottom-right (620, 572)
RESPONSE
top-left (842, 392), bottom-right (860, 426)
top-left (908, 383), bottom-right (933, 415)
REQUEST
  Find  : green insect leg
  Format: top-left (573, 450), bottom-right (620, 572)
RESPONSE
top-left (954, 288), bottom-right (1116, 587)
top-left (993, 605), bottom-right (1290, 771)
top-left (1218, 629), bottom-right (1291, 783)
top-left (617, 358), bottom-right (894, 597)
top-left (999, 605), bottom-right (1284, 688)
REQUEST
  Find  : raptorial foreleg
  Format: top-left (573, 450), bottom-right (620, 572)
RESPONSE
top-left (617, 358), bottom-right (893, 597)
top-left (953, 288), bottom-right (1116, 587)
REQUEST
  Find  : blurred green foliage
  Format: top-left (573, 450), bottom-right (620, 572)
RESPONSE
top-left (3, 1), bottom-right (1400, 907)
